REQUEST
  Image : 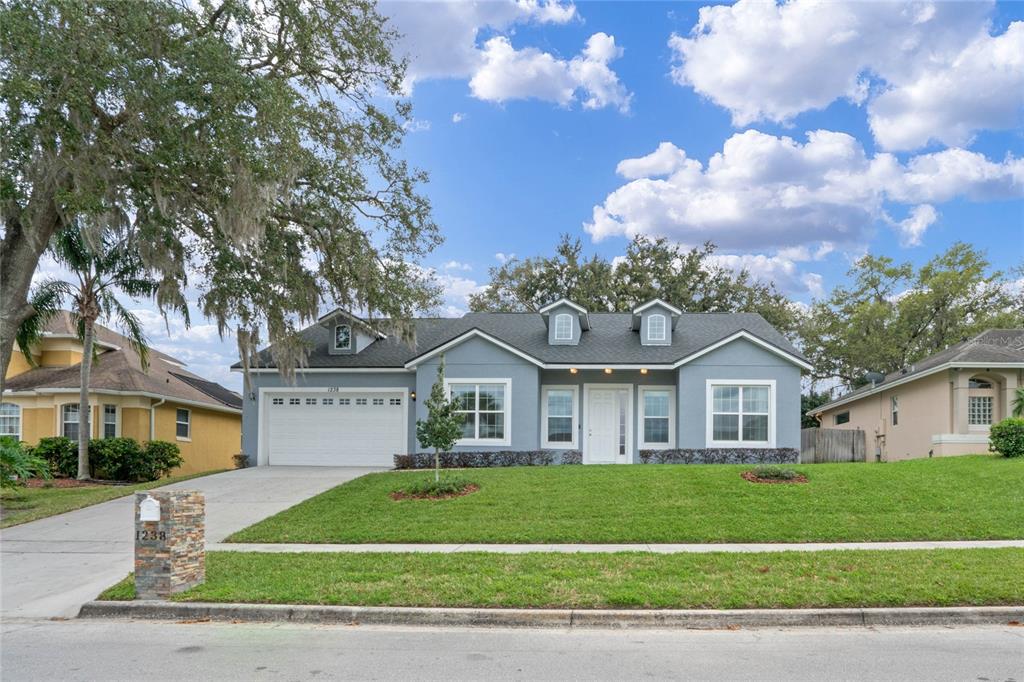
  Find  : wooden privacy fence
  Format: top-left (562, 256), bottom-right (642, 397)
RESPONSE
top-left (800, 428), bottom-right (866, 463)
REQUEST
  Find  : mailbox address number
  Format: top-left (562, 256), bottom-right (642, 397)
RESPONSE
top-left (136, 529), bottom-right (167, 541)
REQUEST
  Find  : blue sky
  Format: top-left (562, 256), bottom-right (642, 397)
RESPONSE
top-left (47, 0), bottom-right (1023, 390)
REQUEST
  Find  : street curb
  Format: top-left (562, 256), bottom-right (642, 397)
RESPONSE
top-left (77, 601), bottom-right (1024, 629)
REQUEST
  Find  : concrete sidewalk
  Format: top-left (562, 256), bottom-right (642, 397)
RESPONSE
top-left (210, 539), bottom-right (1024, 553)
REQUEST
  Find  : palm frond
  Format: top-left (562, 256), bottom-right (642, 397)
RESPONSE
top-left (103, 296), bottom-right (151, 371)
top-left (15, 280), bottom-right (71, 365)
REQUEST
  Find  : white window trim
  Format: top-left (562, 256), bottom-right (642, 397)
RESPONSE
top-left (175, 407), bottom-right (192, 442)
top-left (102, 404), bottom-right (119, 439)
top-left (705, 380), bottom-right (776, 448)
top-left (647, 314), bottom-right (667, 342)
top-left (890, 396), bottom-right (899, 428)
top-left (60, 402), bottom-right (86, 440)
top-left (553, 313), bottom-right (574, 341)
top-left (541, 385), bottom-right (578, 449)
top-left (0, 402), bottom-right (22, 441)
top-left (334, 323), bottom-right (352, 350)
top-left (638, 386), bottom-right (675, 450)
top-left (834, 411), bottom-right (850, 426)
top-left (444, 378), bottom-right (512, 447)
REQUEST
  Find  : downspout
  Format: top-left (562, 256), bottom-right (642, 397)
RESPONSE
top-left (150, 397), bottom-right (166, 441)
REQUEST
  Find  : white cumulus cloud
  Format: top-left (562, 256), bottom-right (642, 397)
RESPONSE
top-left (668, 0), bottom-right (1022, 150)
top-left (586, 130), bottom-right (1023, 250)
top-left (470, 32), bottom-right (631, 112)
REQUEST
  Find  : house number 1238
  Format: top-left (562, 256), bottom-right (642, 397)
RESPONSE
top-left (136, 530), bottom-right (166, 541)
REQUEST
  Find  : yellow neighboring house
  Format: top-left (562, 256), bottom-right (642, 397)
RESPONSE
top-left (809, 329), bottom-right (1023, 461)
top-left (2, 312), bottom-right (241, 475)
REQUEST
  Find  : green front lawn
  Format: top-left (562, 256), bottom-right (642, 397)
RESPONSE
top-left (0, 470), bottom-right (227, 528)
top-left (228, 456), bottom-right (1023, 544)
top-left (99, 548), bottom-right (1024, 609)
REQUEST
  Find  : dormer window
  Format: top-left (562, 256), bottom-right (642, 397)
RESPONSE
top-left (648, 314), bottom-right (666, 342)
top-left (554, 314), bottom-right (573, 341)
top-left (334, 324), bottom-right (352, 350)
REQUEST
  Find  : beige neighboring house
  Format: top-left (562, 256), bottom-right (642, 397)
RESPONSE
top-left (3, 311), bottom-right (242, 475)
top-left (809, 329), bottom-right (1024, 461)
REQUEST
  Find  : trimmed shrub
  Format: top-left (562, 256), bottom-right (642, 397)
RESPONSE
top-left (1, 436), bottom-right (50, 488)
top-left (989, 418), bottom-right (1024, 458)
top-left (233, 453), bottom-right (249, 469)
top-left (89, 437), bottom-right (145, 481)
top-left (140, 440), bottom-right (183, 479)
top-left (638, 448), bottom-right (800, 465)
top-left (393, 450), bottom-right (575, 470)
top-left (33, 437), bottom-right (78, 477)
top-left (88, 438), bottom-right (182, 481)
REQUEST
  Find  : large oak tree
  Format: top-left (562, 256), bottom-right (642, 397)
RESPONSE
top-left (1, 0), bottom-right (440, 394)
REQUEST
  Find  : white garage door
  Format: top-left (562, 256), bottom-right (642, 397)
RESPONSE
top-left (266, 391), bottom-right (406, 466)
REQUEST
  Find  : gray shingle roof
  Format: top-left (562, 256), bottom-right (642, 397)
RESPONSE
top-left (811, 328), bottom-right (1024, 413)
top-left (239, 311), bottom-right (806, 369)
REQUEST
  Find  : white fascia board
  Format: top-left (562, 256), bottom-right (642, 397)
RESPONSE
top-left (544, 364), bottom-right (676, 370)
top-left (538, 298), bottom-right (588, 316)
top-left (809, 360), bottom-right (1024, 416)
top-left (231, 367), bottom-right (410, 374)
top-left (404, 329), bottom-right (544, 369)
top-left (672, 331), bottom-right (813, 372)
top-left (4, 388), bottom-right (242, 414)
top-left (632, 299), bottom-right (682, 316)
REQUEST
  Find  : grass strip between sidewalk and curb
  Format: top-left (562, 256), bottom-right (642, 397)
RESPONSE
top-left (0, 470), bottom-right (228, 528)
top-left (226, 456), bottom-right (1024, 544)
top-left (98, 548), bottom-right (1024, 610)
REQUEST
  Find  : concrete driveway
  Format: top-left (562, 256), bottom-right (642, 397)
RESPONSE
top-left (1, 466), bottom-right (379, 619)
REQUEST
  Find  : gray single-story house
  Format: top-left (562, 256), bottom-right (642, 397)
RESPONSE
top-left (234, 299), bottom-right (811, 467)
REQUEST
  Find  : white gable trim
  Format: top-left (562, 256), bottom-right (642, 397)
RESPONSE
top-left (633, 299), bottom-right (682, 315)
top-left (671, 331), bottom-right (813, 371)
top-left (538, 298), bottom-right (588, 315)
top-left (404, 329), bottom-right (545, 369)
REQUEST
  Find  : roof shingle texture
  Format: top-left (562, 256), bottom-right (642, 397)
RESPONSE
top-left (240, 312), bottom-right (805, 369)
top-left (5, 312), bottom-right (242, 410)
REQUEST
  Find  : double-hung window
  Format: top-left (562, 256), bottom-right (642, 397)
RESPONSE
top-left (707, 382), bottom-right (773, 447)
top-left (0, 403), bottom-right (21, 439)
top-left (890, 396), bottom-right (899, 427)
top-left (639, 387), bottom-right (674, 448)
top-left (647, 314), bottom-right (666, 342)
top-left (542, 386), bottom-right (577, 448)
top-left (553, 314), bottom-right (573, 341)
top-left (447, 379), bottom-right (511, 446)
top-left (176, 408), bottom-right (191, 440)
top-left (61, 404), bottom-right (83, 440)
top-left (103, 404), bottom-right (117, 438)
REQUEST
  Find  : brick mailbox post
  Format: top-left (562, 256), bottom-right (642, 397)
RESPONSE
top-left (134, 490), bottom-right (205, 600)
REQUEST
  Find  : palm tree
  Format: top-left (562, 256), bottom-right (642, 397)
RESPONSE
top-left (1013, 387), bottom-right (1024, 419)
top-left (16, 228), bottom-right (171, 479)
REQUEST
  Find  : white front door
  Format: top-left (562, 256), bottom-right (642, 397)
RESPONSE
top-left (586, 387), bottom-right (628, 464)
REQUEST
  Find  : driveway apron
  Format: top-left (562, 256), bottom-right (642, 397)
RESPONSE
top-left (0, 466), bottom-right (377, 619)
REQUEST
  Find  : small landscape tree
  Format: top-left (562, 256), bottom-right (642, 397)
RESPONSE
top-left (415, 357), bottom-right (463, 482)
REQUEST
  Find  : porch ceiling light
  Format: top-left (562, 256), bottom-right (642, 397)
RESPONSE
top-left (603, 368), bottom-right (613, 375)
top-left (640, 368), bottom-right (648, 375)
top-left (569, 368), bottom-right (578, 374)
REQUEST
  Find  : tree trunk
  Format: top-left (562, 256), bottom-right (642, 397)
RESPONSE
top-left (434, 448), bottom-right (439, 482)
top-left (0, 194), bottom-right (66, 395)
top-left (77, 320), bottom-right (95, 480)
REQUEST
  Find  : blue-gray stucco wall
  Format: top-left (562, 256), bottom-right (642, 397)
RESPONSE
top-left (242, 371), bottom-right (417, 464)
top-left (415, 336), bottom-right (541, 452)
top-left (676, 339), bottom-right (801, 450)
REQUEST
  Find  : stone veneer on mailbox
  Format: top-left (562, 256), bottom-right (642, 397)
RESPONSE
top-left (134, 490), bottom-right (205, 600)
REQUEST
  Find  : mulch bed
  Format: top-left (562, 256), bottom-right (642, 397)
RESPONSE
top-left (390, 484), bottom-right (480, 501)
top-left (741, 470), bottom-right (808, 485)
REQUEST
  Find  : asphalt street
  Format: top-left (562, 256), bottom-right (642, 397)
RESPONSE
top-left (2, 619), bottom-right (1021, 681)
